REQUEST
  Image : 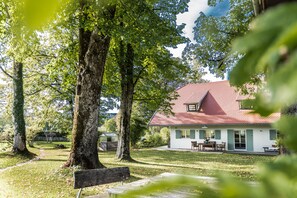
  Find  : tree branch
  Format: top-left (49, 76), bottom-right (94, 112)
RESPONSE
top-left (133, 66), bottom-right (146, 87)
top-left (0, 65), bottom-right (13, 79)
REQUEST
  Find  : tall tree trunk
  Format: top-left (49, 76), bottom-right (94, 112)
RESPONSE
top-left (252, 0), bottom-right (293, 16)
top-left (116, 43), bottom-right (134, 161)
top-left (64, 1), bottom-right (116, 169)
top-left (12, 61), bottom-right (28, 154)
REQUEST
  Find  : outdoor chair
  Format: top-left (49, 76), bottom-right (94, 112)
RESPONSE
top-left (191, 141), bottom-right (198, 150)
top-left (216, 142), bottom-right (226, 151)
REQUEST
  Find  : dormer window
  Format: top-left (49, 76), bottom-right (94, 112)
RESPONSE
top-left (184, 91), bottom-right (209, 112)
top-left (239, 99), bottom-right (255, 110)
top-left (187, 104), bottom-right (199, 112)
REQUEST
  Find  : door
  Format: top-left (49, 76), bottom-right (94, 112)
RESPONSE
top-left (246, 129), bottom-right (253, 151)
top-left (234, 130), bottom-right (246, 150)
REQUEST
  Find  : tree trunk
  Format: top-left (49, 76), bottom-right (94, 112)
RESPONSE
top-left (12, 61), bottom-right (28, 154)
top-left (116, 42), bottom-right (134, 161)
top-left (64, 1), bottom-right (116, 169)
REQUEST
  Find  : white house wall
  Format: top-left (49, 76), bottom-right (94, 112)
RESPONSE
top-left (169, 127), bottom-right (276, 152)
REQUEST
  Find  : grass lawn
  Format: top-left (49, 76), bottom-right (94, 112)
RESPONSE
top-left (0, 142), bottom-right (276, 198)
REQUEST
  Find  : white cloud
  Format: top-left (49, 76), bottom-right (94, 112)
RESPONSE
top-left (171, 0), bottom-right (209, 57)
top-left (176, 0), bottom-right (209, 41)
top-left (171, 0), bottom-right (222, 82)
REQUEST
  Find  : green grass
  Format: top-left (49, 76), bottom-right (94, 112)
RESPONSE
top-left (0, 151), bottom-right (34, 169)
top-left (0, 143), bottom-right (276, 198)
top-left (33, 141), bottom-right (71, 149)
top-left (0, 141), bottom-right (11, 151)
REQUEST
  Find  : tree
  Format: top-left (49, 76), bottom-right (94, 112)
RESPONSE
top-left (130, 103), bottom-right (147, 148)
top-left (184, 0), bottom-right (254, 77)
top-left (1, 0), bottom-right (71, 154)
top-left (0, 1), bottom-right (29, 154)
top-left (104, 118), bottom-right (117, 133)
top-left (103, 0), bottom-right (190, 161)
top-left (64, 0), bottom-right (116, 169)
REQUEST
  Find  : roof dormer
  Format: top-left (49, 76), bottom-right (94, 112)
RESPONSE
top-left (184, 91), bottom-right (208, 112)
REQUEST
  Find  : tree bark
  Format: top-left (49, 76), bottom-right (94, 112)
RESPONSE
top-left (12, 61), bottom-right (28, 153)
top-left (64, 1), bottom-right (116, 169)
top-left (116, 42), bottom-right (134, 161)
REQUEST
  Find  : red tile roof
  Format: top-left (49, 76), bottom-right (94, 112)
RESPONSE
top-left (183, 91), bottom-right (208, 104)
top-left (149, 81), bottom-right (280, 126)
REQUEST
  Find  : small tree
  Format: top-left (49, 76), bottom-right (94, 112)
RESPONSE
top-left (104, 118), bottom-right (117, 133)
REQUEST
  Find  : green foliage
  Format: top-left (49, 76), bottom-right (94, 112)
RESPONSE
top-left (23, 0), bottom-right (63, 29)
top-left (230, 3), bottom-right (297, 116)
top-left (104, 118), bottom-right (117, 132)
top-left (104, 0), bottom-right (191, 117)
top-left (139, 133), bottom-right (165, 148)
top-left (160, 127), bottom-right (170, 143)
top-left (130, 103), bottom-right (147, 147)
top-left (184, 0), bottom-right (254, 77)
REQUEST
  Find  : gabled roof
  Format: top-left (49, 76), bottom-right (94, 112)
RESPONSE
top-left (149, 81), bottom-right (280, 126)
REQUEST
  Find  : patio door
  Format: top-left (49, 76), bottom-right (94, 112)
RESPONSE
top-left (234, 130), bottom-right (246, 150)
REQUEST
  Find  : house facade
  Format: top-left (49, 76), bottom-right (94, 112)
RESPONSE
top-left (149, 81), bottom-right (280, 152)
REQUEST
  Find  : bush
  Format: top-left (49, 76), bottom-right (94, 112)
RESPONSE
top-left (160, 127), bottom-right (170, 144)
top-left (138, 133), bottom-right (165, 148)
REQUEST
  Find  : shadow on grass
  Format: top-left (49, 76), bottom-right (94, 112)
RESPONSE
top-left (0, 150), bottom-right (36, 159)
top-left (107, 158), bottom-right (207, 171)
top-left (39, 158), bottom-right (66, 162)
top-left (126, 175), bottom-right (143, 183)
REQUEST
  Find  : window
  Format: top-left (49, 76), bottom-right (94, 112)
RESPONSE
top-left (239, 99), bottom-right (255, 110)
top-left (187, 104), bottom-right (199, 112)
top-left (199, 130), bottom-right (206, 139)
top-left (234, 130), bottom-right (246, 149)
top-left (269, 130), bottom-right (278, 140)
top-left (206, 130), bottom-right (215, 139)
top-left (176, 129), bottom-right (194, 139)
top-left (214, 130), bottom-right (221, 140)
top-left (199, 130), bottom-right (221, 139)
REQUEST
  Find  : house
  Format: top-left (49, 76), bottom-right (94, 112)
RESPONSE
top-left (99, 132), bottom-right (118, 151)
top-left (149, 81), bottom-right (280, 152)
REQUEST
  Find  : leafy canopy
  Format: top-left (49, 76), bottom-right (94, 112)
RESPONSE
top-left (184, 0), bottom-right (254, 77)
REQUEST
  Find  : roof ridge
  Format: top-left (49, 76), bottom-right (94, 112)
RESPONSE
top-left (187, 80), bottom-right (228, 86)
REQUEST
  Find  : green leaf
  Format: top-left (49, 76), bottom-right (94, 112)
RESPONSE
top-left (229, 46), bottom-right (265, 86)
top-left (252, 3), bottom-right (297, 32)
top-left (267, 51), bottom-right (297, 108)
top-left (257, 22), bottom-right (297, 71)
top-left (231, 28), bottom-right (278, 54)
top-left (251, 93), bottom-right (279, 117)
top-left (274, 116), bottom-right (297, 152)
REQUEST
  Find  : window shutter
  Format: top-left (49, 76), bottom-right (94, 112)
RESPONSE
top-left (269, 130), bottom-right (277, 140)
top-left (227, 129), bottom-right (234, 150)
top-left (199, 130), bottom-right (206, 139)
top-left (190, 130), bottom-right (195, 139)
top-left (176, 130), bottom-right (182, 139)
top-left (214, 130), bottom-right (221, 140)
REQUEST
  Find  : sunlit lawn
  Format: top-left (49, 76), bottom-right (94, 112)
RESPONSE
top-left (0, 142), bottom-right (276, 198)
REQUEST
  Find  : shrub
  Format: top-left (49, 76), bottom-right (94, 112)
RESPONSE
top-left (160, 127), bottom-right (170, 144)
top-left (139, 133), bottom-right (165, 148)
